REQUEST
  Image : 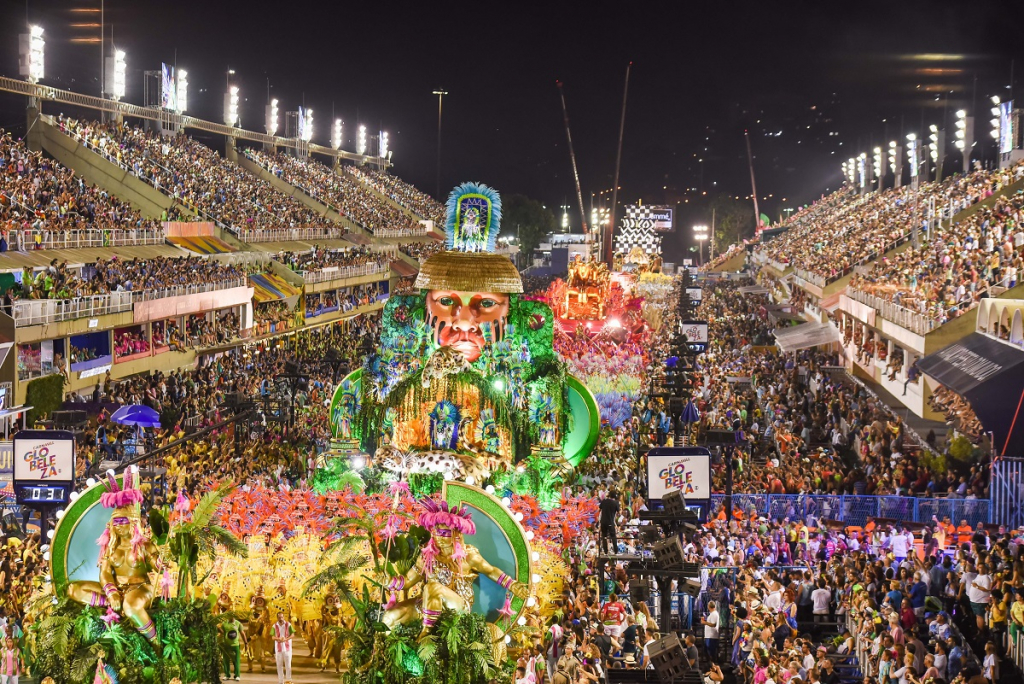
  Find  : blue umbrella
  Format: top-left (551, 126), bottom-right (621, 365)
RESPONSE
top-left (109, 404), bottom-right (162, 429)
top-left (680, 400), bottom-right (700, 425)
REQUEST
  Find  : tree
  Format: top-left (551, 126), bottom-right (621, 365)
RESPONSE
top-left (709, 194), bottom-right (756, 251)
top-left (499, 194), bottom-right (558, 262)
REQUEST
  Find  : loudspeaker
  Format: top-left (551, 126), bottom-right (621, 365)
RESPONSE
top-left (682, 577), bottom-right (702, 597)
top-left (639, 524), bottom-right (662, 544)
top-left (653, 535), bottom-right (686, 569)
top-left (647, 633), bottom-right (689, 682)
top-left (53, 410), bottom-right (86, 428)
top-left (630, 578), bottom-right (651, 603)
top-left (663, 490), bottom-right (688, 517)
top-left (703, 429), bottom-right (736, 445)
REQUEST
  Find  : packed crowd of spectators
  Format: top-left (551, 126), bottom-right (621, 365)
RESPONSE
top-left (57, 117), bottom-right (341, 236)
top-left (850, 184), bottom-right (1024, 324)
top-left (114, 329), bottom-right (150, 359)
top-left (0, 128), bottom-right (163, 250)
top-left (11, 255), bottom-right (247, 301)
top-left (244, 149), bottom-right (425, 236)
top-left (274, 245), bottom-right (390, 273)
top-left (756, 164), bottom-right (1024, 285)
top-left (343, 166), bottom-right (445, 223)
top-left (928, 386), bottom-right (985, 444)
top-left (306, 282), bottom-right (386, 316)
top-left (398, 239), bottom-right (444, 262)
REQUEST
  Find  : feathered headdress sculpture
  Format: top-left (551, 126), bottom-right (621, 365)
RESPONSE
top-left (417, 498), bottom-right (476, 536)
top-left (445, 182), bottom-right (502, 253)
top-left (414, 182), bottom-right (522, 293)
top-left (100, 467), bottom-right (144, 510)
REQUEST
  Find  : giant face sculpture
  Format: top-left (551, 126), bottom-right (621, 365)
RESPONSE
top-left (426, 289), bottom-right (510, 363)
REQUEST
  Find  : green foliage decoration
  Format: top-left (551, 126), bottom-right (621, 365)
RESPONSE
top-left (25, 373), bottom-right (66, 425)
top-left (29, 597), bottom-right (226, 684)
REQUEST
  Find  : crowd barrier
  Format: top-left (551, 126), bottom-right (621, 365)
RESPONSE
top-left (709, 493), bottom-right (990, 528)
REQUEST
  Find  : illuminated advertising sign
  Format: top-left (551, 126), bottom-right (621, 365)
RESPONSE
top-left (13, 430), bottom-right (75, 505)
top-left (160, 63), bottom-right (177, 111)
top-left (623, 204), bottom-right (674, 233)
top-left (647, 450), bottom-right (712, 500)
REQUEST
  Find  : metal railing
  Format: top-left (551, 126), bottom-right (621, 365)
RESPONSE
top-left (232, 227), bottom-right (348, 243)
top-left (846, 287), bottom-right (940, 335)
top-left (7, 228), bottom-right (165, 250)
top-left (794, 267), bottom-right (827, 288)
top-left (297, 262), bottom-right (389, 284)
top-left (369, 226), bottom-right (428, 238)
top-left (710, 493), bottom-right (990, 527)
top-left (11, 277), bottom-right (247, 327)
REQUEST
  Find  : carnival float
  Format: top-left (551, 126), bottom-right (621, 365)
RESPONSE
top-left (27, 183), bottom-right (646, 684)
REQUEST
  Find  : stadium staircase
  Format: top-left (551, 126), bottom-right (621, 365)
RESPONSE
top-left (38, 114), bottom-right (180, 220)
top-left (235, 155), bottom-right (370, 238)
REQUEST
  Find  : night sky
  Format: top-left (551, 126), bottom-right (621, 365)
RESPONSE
top-left (1, 0), bottom-right (1023, 260)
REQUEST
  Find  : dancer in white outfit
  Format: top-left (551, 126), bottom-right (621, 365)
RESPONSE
top-left (272, 612), bottom-right (293, 684)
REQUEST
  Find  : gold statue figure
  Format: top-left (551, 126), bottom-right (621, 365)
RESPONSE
top-left (66, 467), bottom-right (162, 646)
top-left (381, 499), bottom-right (528, 638)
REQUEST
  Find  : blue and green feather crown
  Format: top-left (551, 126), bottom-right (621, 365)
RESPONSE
top-left (445, 182), bottom-right (501, 253)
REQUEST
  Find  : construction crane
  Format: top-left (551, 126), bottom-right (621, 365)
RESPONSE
top-left (556, 80), bottom-right (589, 237)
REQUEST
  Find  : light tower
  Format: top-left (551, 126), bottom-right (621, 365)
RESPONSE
top-left (906, 133), bottom-right (919, 189)
top-left (176, 70), bottom-right (188, 113)
top-left (872, 147), bottom-right (883, 191)
top-left (105, 49), bottom-right (126, 101)
top-left (223, 86), bottom-right (239, 127)
top-left (331, 119), bottom-right (343, 150)
top-left (19, 25), bottom-right (45, 84)
top-left (265, 98), bottom-right (279, 135)
top-left (888, 140), bottom-right (903, 188)
top-left (954, 109), bottom-right (974, 171)
top-left (357, 125), bottom-right (367, 156)
top-left (301, 109), bottom-right (313, 143)
top-left (928, 124), bottom-right (945, 182)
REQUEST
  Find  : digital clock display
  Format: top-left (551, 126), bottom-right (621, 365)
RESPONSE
top-left (17, 485), bottom-right (67, 503)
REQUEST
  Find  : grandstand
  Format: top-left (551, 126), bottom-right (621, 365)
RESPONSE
top-left (0, 94), bottom-right (440, 410)
top-left (752, 159), bottom-right (1024, 436)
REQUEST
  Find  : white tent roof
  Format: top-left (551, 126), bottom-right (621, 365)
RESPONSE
top-left (773, 321), bottom-right (841, 352)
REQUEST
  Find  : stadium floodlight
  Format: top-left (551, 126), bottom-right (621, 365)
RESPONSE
top-left (955, 108), bottom-right (974, 170)
top-left (331, 118), bottom-right (342, 150)
top-left (906, 133), bottom-right (919, 178)
top-left (857, 152), bottom-right (868, 189)
top-left (19, 25), bottom-right (45, 83)
top-left (223, 85), bottom-right (239, 127)
top-left (301, 109), bottom-right (314, 142)
top-left (872, 147), bottom-right (883, 183)
top-left (265, 98), bottom-right (278, 136)
top-left (991, 96), bottom-right (1001, 140)
top-left (928, 124), bottom-right (939, 162)
top-left (846, 157), bottom-right (856, 184)
top-left (176, 70), bottom-right (188, 113)
top-left (104, 49), bottom-right (126, 100)
top-left (357, 125), bottom-right (367, 155)
top-left (379, 131), bottom-right (389, 159)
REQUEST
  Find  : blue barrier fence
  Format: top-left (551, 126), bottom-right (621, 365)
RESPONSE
top-left (709, 493), bottom-right (990, 528)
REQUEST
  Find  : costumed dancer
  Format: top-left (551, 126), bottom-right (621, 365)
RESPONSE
top-left (0, 637), bottom-right (22, 684)
top-left (66, 467), bottom-right (162, 646)
top-left (272, 611), bottom-right (294, 684)
top-left (219, 612), bottom-right (246, 681)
